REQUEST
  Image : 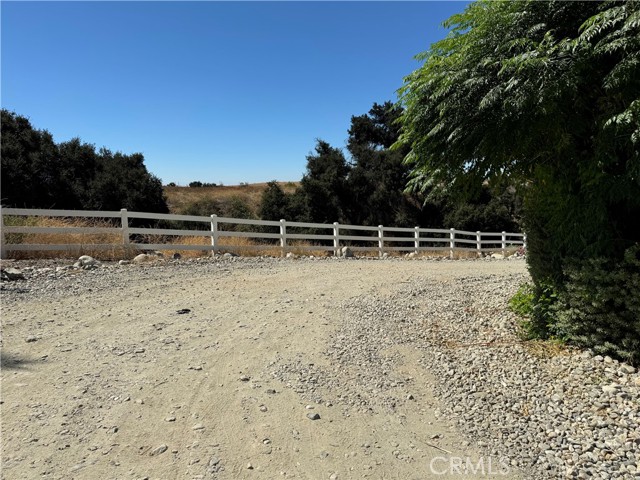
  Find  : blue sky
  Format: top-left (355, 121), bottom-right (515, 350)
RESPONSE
top-left (2, 1), bottom-right (468, 186)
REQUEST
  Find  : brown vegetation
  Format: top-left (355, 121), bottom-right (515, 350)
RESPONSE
top-left (164, 182), bottom-right (298, 215)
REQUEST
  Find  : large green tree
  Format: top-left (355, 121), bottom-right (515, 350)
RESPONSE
top-left (346, 102), bottom-right (421, 227)
top-left (298, 140), bottom-right (350, 224)
top-left (397, 0), bottom-right (640, 360)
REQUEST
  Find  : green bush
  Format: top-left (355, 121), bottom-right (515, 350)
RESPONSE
top-left (509, 283), bottom-right (559, 340)
top-left (555, 245), bottom-right (640, 365)
top-left (509, 284), bottom-right (534, 318)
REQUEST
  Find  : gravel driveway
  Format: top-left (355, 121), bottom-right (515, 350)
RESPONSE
top-left (1, 256), bottom-right (638, 479)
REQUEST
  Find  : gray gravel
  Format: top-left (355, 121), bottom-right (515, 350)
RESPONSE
top-left (269, 260), bottom-right (640, 480)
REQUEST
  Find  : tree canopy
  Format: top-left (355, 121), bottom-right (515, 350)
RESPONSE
top-left (1, 110), bottom-right (168, 213)
top-left (397, 0), bottom-right (640, 362)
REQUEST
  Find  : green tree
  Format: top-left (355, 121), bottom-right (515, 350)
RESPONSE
top-left (88, 149), bottom-right (168, 213)
top-left (1, 110), bottom-right (65, 208)
top-left (1, 109), bottom-right (168, 213)
top-left (298, 140), bottom-right (349, 223)
top-left (259, 181), bottom-right (292, 221)
top-left (397, 0), bottom-right (640, 360)
top-left (346, 102), bottom-right (420, 227)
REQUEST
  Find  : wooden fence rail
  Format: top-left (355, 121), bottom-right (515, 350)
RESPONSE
top-left (0, 207), bottom-right (526, 258)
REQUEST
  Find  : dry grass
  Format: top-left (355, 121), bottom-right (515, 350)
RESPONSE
top-left (523, 339), bottom-right (574, 359)
top-left (160, 234), bottom-right (330, 258)
top-left (4, 216), bottom-right (136, 261)
top-left (164, 182), bottom-right (299, 215)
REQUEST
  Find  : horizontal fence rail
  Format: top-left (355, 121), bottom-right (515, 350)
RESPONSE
top-left (0, 207), bottom-right (526, 258)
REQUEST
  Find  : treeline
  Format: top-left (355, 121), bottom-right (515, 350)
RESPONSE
top-left (1, 109), bottom-right (168, 213)
top-left (258, 102), bottom-right (521, 231)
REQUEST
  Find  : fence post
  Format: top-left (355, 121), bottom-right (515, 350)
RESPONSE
top-left (502, 231), bottom-right (507, 256)
top-left (0, 206), bottom-right (6, 259)
top-left (476, 231), bottom-right (482, 257)
top-left (280, 219), bottom-right (287, 256)
top-left (333, 222), bottom-right (340, 256)
top-left (378, 225), bottom-right (384, 257)
top-left (210, 214), bottom-right (218, 256)
top-left (120, 208), bottom-right (129, 246)
top-left (414, 226), bottom-right (420, 254)
top-left (449, 228), bottom-right (455, 259)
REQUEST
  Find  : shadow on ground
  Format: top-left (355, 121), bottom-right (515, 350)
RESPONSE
top-left (1, 351), bottom-right (40, 370)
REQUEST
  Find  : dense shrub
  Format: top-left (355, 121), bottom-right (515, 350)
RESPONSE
top-left (555, 245), bottom-right (640, 365)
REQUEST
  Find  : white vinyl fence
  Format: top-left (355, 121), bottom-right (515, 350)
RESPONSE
top-left (0, 207), bottom-right (526, 258)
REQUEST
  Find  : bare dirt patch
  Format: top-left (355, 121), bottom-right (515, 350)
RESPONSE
top-left (1, 258), bottom-right (527, 479)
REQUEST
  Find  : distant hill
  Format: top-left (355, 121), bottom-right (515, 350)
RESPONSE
top-left (164, 182), bottom-right (299, 216)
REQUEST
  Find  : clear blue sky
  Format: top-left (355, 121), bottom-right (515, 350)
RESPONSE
top-left (2, 1), bottom-right (468, 186)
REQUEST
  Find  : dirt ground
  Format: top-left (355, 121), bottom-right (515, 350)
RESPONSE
top-left (1, 259), bottom-right (527, 479)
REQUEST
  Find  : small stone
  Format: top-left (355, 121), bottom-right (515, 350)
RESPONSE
top-left (134, 348), bottom-right (145, 354)
top-left (150, 444), bottom-right (168, 456)
top-left (135, 399), bottom-right (144, 404)
top-left (307, 413), bottom-right (321, 421)
top-left (602, 384), bottom-right (621, 394)
top-left (240, 375), bottom-right (250, 382)
top-left (25, 336), bottom-right (38, 343)
top-left (192, 423), bottom-right (204, 430)
top-left (341, 246), bottom-right (354, 258)
top-left (246, 463), bottom-right (254, 470)
top-left (133, 253), bottom-right (157, 264)
top-left (266, 389), bottom-right (276, 394)
top-left (118, 260), bottom-right (130, 266)
top-left (165, 416), bottom-right (176, 422)
top-left (1, 267), bottom-right (25, 281)
top-left (259, 405), bottom-right (268, 412)
top-left (407, 394), bottom-right (414, 400)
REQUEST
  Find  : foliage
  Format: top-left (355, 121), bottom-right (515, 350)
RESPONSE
top-left (297, 140), bottom-right (350, 224)
top-left (555, 245), bottom-right (640, 365)
top-left (182, 198), bottom-right (224, 217)
top-left (345, 102), bottom-right (421, 227)
top-left (189, 181), bottom-right (218, 188)
top-left (509, 282), bottom-right (559, 340)
top-left (509, 283), bottom-right (535, 318)
top-left (442, 185), bottom-right (521, 233)
top-left (1, 110), bottom-right (168, 213)
top-left (224, 196), bottom-right (254, 220)
top-left (259, 181), bottom-right (292, 221)
top-left (397, 0), bottom-right (640, 359)
top-left (257, 101), bottom-right (521, 231)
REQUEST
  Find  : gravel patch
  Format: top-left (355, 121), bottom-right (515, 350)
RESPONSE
top-left (272, 264), bottom-right (640, 480)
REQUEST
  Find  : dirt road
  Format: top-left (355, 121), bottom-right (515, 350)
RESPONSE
top-left (1, 258), bottom-right (527, 479)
